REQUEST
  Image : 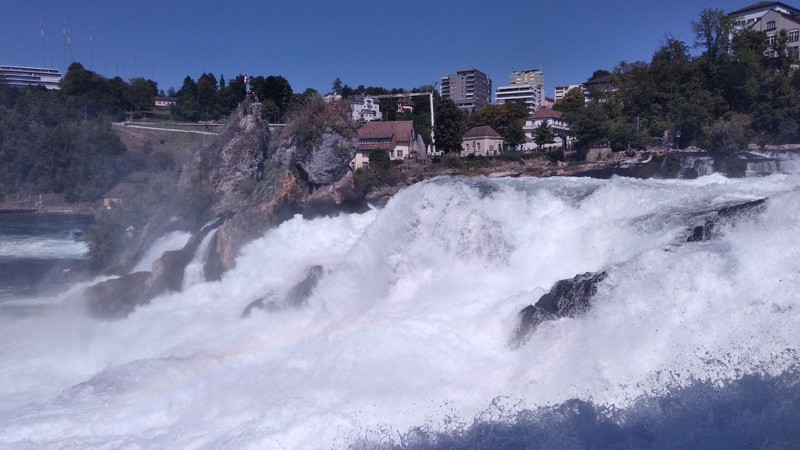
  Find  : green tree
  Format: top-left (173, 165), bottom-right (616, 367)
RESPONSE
top-left (434, 98), bottom-right (466, 153)
top-left (332, 77), bottom-right (343, 95)
top-left (554, 87), bottom-right (585, 116)
top-left (368, 149), bottom-right (391, 172)
top-left (127, 77), bottom-right (157, 112)
top-left (692, 9), bottom-right (734, 59)
top-left (533, 120), bottom-right (556, 148)
top-left (468, 103), bottom-right (527, 148)
top-left (709, 120), bottom-right (746, 152)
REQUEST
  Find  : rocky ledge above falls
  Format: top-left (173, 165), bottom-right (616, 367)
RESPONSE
top-left (84, 98), bottom-right (364, 318)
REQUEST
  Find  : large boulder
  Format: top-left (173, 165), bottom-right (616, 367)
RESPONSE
top-left (514, 271), bottom-right (608, 346)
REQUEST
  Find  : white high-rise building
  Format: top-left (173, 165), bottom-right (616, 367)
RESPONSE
top-left (495, 84), bottom-right (543, 113)
top-left (0, 66), bottom-right (62, 90)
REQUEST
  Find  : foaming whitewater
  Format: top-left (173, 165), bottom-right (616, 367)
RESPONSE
top-left (2, 174), bottom-right (800, 449)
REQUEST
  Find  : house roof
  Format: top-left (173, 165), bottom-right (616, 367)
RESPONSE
top-left (463, 126), bottom-right (502, 139)
top-left (103, 183), bottom-right (133, 199)
top-left (585, 75), bottom-right (615, 86)
top-left (528, 108), bottom-right (563, 121)
top-left (357, 121), bottom-right (414, 150)
top-left (155, 96), bottom-right (177, 102)
top-left (730, 1), bottom-right (798, 15)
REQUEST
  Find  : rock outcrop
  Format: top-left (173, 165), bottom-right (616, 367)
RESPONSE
top-left (514, 271), bottom-right (609, 346)
top-left (687, 198), bottom-right (767, 242)
top-left (241, 265), bottom-right (325, 318)
top-left (85, 98), bottom-right (361, 319)
top-left (84, 217), bottom-right (227, 319)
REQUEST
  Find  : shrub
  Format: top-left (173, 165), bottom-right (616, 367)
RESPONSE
top-left (368, 149), bottom-right (391, 172)
top-left (709, 120), bottom-right (746, 153)
top-left (547, 148), bottom-right (565, 163)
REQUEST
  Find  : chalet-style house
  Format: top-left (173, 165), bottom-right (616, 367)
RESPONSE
top-left (461, 126), bottom-right (504, 157)
top-left (523, 108), bottom-right (573, 151)
top-left (353, 121), bottom-right (418, 169)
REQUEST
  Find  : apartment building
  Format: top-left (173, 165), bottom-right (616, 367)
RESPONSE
top-left (440, 68), bottom-right (492, 113)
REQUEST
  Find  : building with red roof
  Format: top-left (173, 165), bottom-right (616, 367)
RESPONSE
top-left (353, 121), bottom-right (418, 169)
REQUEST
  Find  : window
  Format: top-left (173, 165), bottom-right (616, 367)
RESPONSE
top-left (767, 21), bottom-right (776, 30)
top-left (476, 142), bottom-right (481, 153)
top-left (768, 35), bottom-right (776, 47)
top-left (397, 150), bottom-right (403, 158)
top-left (790, 30), bottom-right (799, 42)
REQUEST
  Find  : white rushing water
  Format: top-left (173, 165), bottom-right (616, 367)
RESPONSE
top-left (1, 174), bottom-right (800, 449)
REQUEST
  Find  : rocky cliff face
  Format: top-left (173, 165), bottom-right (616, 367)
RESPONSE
top-left (85, 98), bottom-right (363, 318)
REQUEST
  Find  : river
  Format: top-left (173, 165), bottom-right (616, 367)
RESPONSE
top-left (1, 174), bottom-right (799, 449)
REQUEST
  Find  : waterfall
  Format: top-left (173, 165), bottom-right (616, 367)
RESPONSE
top-left (679, 155), bottom-right (715, 177)
top-left (2, 174), bottom-right (800, 449)
top-left (182, 227), bottom-right (218, 290)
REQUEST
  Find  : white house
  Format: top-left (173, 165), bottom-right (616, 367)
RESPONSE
top-left (730, 1), bottom-right (800, 28)
top-left (350, 95), bottom-right (381, 123)
top-left (461, 126), bottom-right (504, 157)
top-left (523, 108), bottom-right (573, 151)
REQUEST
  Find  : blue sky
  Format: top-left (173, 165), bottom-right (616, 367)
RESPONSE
top-left (1, 0), bottom-right (759, 99)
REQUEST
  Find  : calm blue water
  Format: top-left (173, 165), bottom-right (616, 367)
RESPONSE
top-left (0, 213), bottom-right (93, 302)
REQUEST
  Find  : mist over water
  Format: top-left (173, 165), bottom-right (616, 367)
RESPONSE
top-left (1, 174), bottom-right (800, 449)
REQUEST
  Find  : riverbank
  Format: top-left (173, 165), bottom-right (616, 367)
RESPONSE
top-left (0, 194), bottom-right (99, 215)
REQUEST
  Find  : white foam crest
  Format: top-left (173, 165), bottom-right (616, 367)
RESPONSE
top-left (131, 230), bottom-right (192, 272)
top-left (1, 175), bottom-right (800, 449)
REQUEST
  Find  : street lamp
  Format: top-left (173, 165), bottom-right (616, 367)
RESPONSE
top-left (676, 131), bottom-right (681, 150)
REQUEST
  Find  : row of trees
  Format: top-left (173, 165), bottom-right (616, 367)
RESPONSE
top-left (170, 73), bottom-right (319, 122)
top-left (555, 9), bottom-right (800, 152)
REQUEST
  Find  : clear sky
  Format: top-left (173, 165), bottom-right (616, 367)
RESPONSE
top-left (1, 0), bottom-right (760, 99)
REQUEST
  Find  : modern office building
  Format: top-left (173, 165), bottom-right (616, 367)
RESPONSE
top-left (440, 68), bottom-right (492, 113)
top-left (495, 84), bottom-right (543, 113)
top-left (0, 65), bottom-right (62, 90)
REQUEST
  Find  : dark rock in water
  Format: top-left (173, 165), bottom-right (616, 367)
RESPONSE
top-left (85, 217), bottom-right (227, 320)
top-left (687, 198), bottom-right (767, 242)
top-left (85, 272), bottom-right (151, 319)
top-left (286, 265), bottom-right (324, 307)
top-left (514, 271), bottom-right (608, 346)
top-left (241, 265), bottom-right (325, 318)
top-left (513, 305), bottom-right (556, 344)
top-left (242, 293), bottom-right (280, 318)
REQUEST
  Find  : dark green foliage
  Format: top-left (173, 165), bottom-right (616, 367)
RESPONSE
top-left (547, 148), bottom-right (565, 162)
top-left (87, 171), bottom-right (181, 272)
top-left (709, 120), bottom-right (747, 152)
top-left (468, 102), bottom-right (528, 148)
top-left (368, 149), bottom-right (391, 172)
top-left (434, 98), bottom-right (466, 153)
top-left (533, 120), bottom-right (556, 148)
